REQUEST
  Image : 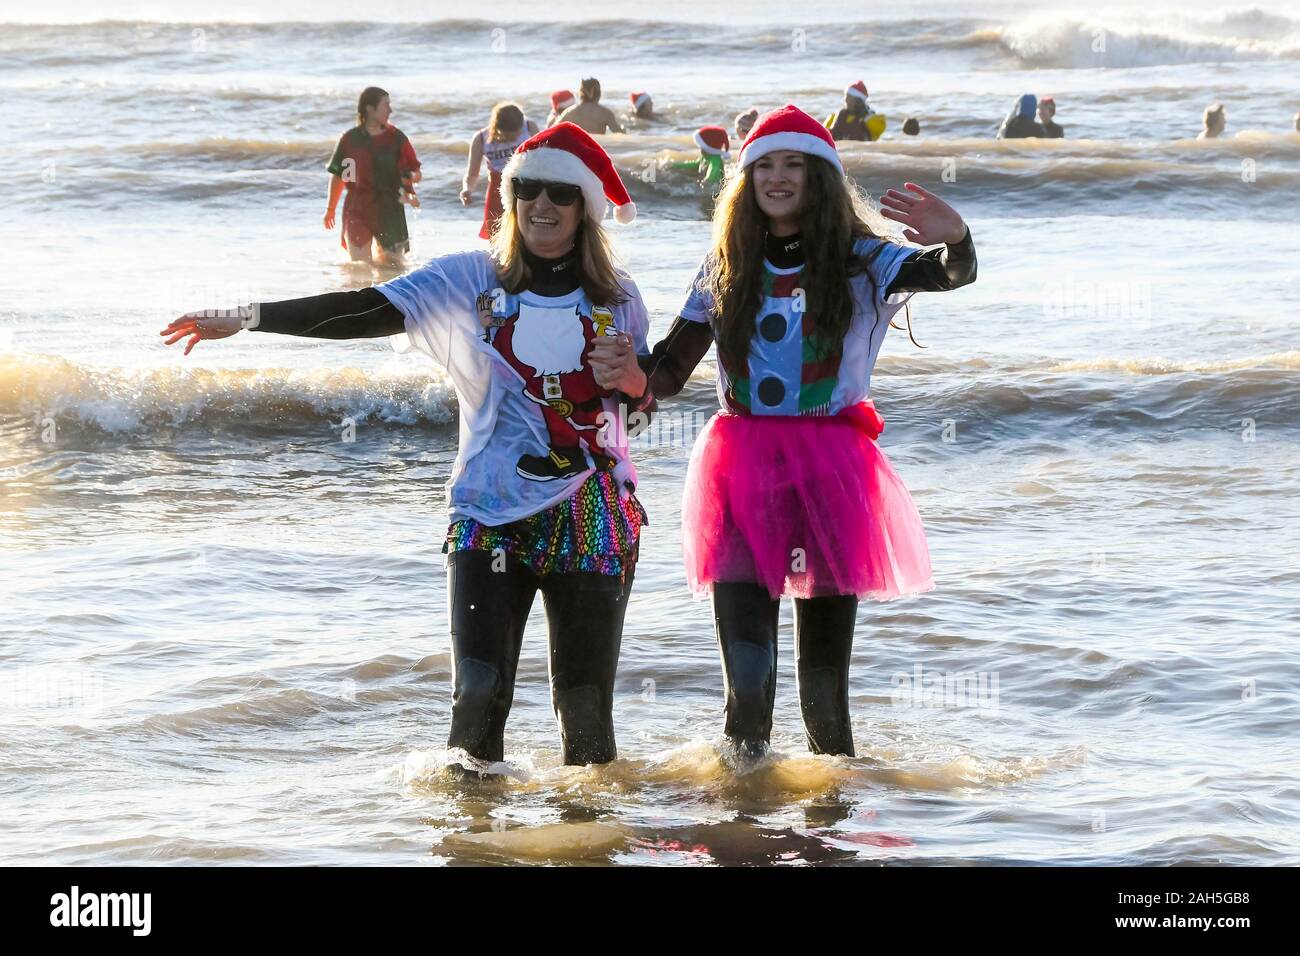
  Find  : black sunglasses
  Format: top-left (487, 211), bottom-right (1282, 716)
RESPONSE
top-left (511, 178), bottom-right (582, 206)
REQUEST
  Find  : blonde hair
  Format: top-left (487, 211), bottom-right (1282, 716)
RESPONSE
top-left (489, 198), bottom-right (628, 306)
top-left (488, 102), bottom-right (526, 142)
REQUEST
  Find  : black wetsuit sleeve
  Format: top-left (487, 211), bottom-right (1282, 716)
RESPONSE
top-left (611, 317), bottom-right (715, 439)
top-left (250, 287), bottom-right (407, 339)
top-left (638, 317), bottom-right (715, 399)
top-left (886, 225), bottom-right (978, 295)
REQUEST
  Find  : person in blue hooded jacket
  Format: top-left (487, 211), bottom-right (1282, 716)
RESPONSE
top-left (997, 94), bottom-right (1045, 139)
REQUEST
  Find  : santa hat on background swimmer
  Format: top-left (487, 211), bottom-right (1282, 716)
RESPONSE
top-left (845, 80), bottom-right (869, 103)
top-left (501, 122), bottom-right (637, 224)
top-left (738, 104), bottom-right (843, 174)
top-left (693, 126), bottom-right (730, 157)
top-left (550, 89), bottom-right (575, 113)
top-left (629, 91), bottom-right (652, 112)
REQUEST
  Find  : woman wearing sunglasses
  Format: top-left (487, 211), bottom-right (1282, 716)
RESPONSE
top-left (591, 105), bottom-right (977, 760)
top-left (160, 124), bottom-right (650, 772)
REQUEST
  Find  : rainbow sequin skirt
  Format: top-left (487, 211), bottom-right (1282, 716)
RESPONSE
top-left (444, 470), bottom-right (647, 582)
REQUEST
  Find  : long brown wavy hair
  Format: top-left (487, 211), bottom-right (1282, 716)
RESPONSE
top-left (490, 198), bottom-right (629, 307)
top-left (704, 154), bottom-right (918, 375)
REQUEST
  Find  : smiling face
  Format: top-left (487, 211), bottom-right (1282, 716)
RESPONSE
top-left (751, 150), bottom-right (805, 232)
top-left (517, 187), bottom-right (583, 258)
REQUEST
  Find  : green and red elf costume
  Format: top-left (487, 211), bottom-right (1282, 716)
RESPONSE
top-left (327, 122), bottom-right (421, 254)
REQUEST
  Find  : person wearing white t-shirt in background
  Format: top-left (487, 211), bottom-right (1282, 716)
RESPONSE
top-left (591, 105), bottom-right (977, 762)
top-left (461, 102), bottom-right (540, 241)
top-left (161, 124), bottom-right (649, 774)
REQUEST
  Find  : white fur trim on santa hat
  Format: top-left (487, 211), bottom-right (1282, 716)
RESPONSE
top-left (693, 129), bottom-right (729, 156)
top-left (740, 130), bottom-right (843, 173)
top-left (846, 84), bottom-right (868, 103)
top-left (501, 145), bottom-right (609, 222)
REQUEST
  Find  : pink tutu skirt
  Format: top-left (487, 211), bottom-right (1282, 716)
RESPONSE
top-left (682, 401), bottom-right (934, 601)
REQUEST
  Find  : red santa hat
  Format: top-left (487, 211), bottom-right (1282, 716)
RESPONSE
top-left (846, 80), bottom-right (869, 103)
top-left (738, 104), bottom-right (842, 174)
top-left (629, 91), bottom-right (652, 111)
top-left (693, 125), bottom-right (730, 156)
top-left (501, 122), bottom-right (637, 224)
top-left (550, 89), bottom-right (575, 113)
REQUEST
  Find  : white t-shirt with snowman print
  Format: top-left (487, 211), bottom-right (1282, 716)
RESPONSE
top-left (678, 236), bottom-right (916, 416)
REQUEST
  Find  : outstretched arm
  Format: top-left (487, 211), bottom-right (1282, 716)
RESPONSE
top-left (160, 288), bottom-right (406, 354)
top-left (251, 288), bottom-right (406, 338)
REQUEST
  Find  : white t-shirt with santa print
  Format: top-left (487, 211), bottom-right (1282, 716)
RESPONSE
top-left (375, 249), bottom-right (650, 525)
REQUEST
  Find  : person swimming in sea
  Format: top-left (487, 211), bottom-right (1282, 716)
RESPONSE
top-left (997, 94), bottom-right (1044, 139)
top-left (1038, 96), bottom-right (1064, 138)
top-left (1198, 103), bottom-right (1226, 140)
top-left (555, 78), bottom-right (624, 135)
top-left (735, 108), bottom-right (759, 142)
top-left (625, 91), bottom-right (660, 126)
top-left (825, 81), bottom-right (880, 142)
top-left (546, 89), bottom-right (575, 128)
top-left (664, 126), bottom-right (729, 189)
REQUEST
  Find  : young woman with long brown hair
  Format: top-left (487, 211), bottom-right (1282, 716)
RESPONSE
top-left (592, 104), bottom-right (977, 760)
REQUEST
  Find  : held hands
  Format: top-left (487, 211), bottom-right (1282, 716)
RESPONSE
top-left (159, 311), bottom-right (245, 356)
top-left (878, 183), bottom-right (967, 246)
top-left (589, 332), bottom-right (647, 396)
